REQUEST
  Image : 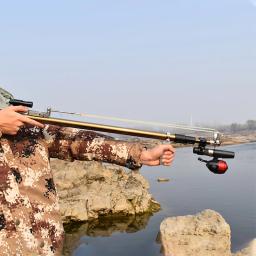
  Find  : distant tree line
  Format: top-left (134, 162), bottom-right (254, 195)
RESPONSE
top-left (218, 120), bottom-right (256, 133)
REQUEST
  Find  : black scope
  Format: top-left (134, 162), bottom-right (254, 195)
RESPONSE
top-left (193, 147), bottom-right (235, 159)
top-left (9, 99), bottom-right (33, 108)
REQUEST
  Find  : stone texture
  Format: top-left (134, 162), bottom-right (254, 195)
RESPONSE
top-left (159, 209), bottom-right (231, 256)
top-left (233, 239), bottom-right (256, 256)
top-left (51, 159), bottom-right (160, 223)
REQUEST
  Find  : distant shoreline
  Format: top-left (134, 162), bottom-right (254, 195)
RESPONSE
top-left (221, 131), bottom-right (256, 146)
top-left (127, 131), bottom-right (256, 148)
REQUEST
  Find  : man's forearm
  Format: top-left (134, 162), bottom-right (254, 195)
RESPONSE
top-left (70, 138), bottom-right (143, 169)
top-left (45, 125), bottom-right (143, 169)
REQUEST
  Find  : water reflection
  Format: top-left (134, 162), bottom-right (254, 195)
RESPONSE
top-left (63, 213), bottom-right (154, 255)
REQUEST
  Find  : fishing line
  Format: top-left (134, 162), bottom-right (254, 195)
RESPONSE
top-left (51, 110), bottom-right (217, 134)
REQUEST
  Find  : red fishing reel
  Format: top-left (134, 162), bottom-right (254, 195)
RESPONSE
top-left (193, 146), bottom-right (235, 174)
top-left (198, 158), bottom-right (228, 174)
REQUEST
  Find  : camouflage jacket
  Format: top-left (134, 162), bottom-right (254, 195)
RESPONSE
top-left (0, 125), bottom-right (143, 256)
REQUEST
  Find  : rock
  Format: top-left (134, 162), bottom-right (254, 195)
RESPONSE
top-left (232, 239), bottom-right (256, 256)
top-left (159, 209), bottom-right (231, 256)
top-left (157, 178), bottom-right (170, 182)
top-left (51, 159), bottom-right (160, 223)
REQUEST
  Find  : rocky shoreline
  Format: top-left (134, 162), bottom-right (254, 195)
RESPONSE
top-left (127, 132), bottom-right (256, 148)
top-left (222, 132), bottom-right (256, 146)
top-left (51, 160), bottom-right (160, 223)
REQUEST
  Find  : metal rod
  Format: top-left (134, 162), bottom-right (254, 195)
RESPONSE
top-left (28, 115), bottom-right (214, 145)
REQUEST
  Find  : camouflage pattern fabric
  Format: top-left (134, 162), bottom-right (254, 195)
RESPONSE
top-left (0, 125), bottom-right (143, 255)
top-left (0, 88), bottom-right (13, 109)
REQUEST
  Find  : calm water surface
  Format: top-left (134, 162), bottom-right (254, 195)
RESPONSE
top-left (67, 143), bottom-right (256, 255)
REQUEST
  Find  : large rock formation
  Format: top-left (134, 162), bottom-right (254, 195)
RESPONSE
top-left (159, 209), bottom-right (232, 256)
top-left (51, 159), bottom-right (160, 223)
top-left (159, 209), bottom-right (255, 256)
top-left (233, 239), bottom-right (256, 256)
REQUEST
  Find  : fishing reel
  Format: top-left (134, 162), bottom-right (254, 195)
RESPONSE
top-left (193, 142), bottom-right (235, 174)
top-left (173, 133), bottom-right (235, 174)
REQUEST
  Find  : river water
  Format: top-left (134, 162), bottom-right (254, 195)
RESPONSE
top-left (66, 143), bottom-right (256, 255)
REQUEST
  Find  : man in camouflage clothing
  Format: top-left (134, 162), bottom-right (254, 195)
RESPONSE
top-left (0, 88), bottom-right (175, 255)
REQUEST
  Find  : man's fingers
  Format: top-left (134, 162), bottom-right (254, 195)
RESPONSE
top-left (162, 145), bottom-right (175, 153)
top-left (16, 121), bottom-right (24, 127)
top-left (162, 155), bottom-right (174, 163)
top-left (9, 105), bottom-right (28, 113)
top-left (9, 106), bottom-right (44, 128)
top-left (162, 154), bottom-right (174, 159)
top-left (162, 157), bottom-right (174, 164)
top-left (163, 157), bottom-right (174, 162)
top-left (156, 145), bottom-right (175, 166)
top-left (163, 151), bottom-right (174, 157)
top-left (162, 155), bottom-right (174, 161)
top-left (162, 159), bottom-right (174, 166)
top-left (163, 151), bottom-right (175, 157)
top-left (19, 115), bottom-right (45, 128)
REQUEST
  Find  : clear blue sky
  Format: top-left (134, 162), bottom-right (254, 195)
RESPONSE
top-left (0, 0), bottom-right (255, 125)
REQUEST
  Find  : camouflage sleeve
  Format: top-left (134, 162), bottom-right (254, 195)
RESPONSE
top-left (43, 125), bottom-right (143, 170)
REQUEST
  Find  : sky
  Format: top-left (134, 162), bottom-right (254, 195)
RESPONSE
top-left (0, 0), bottom-right (255, 126)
